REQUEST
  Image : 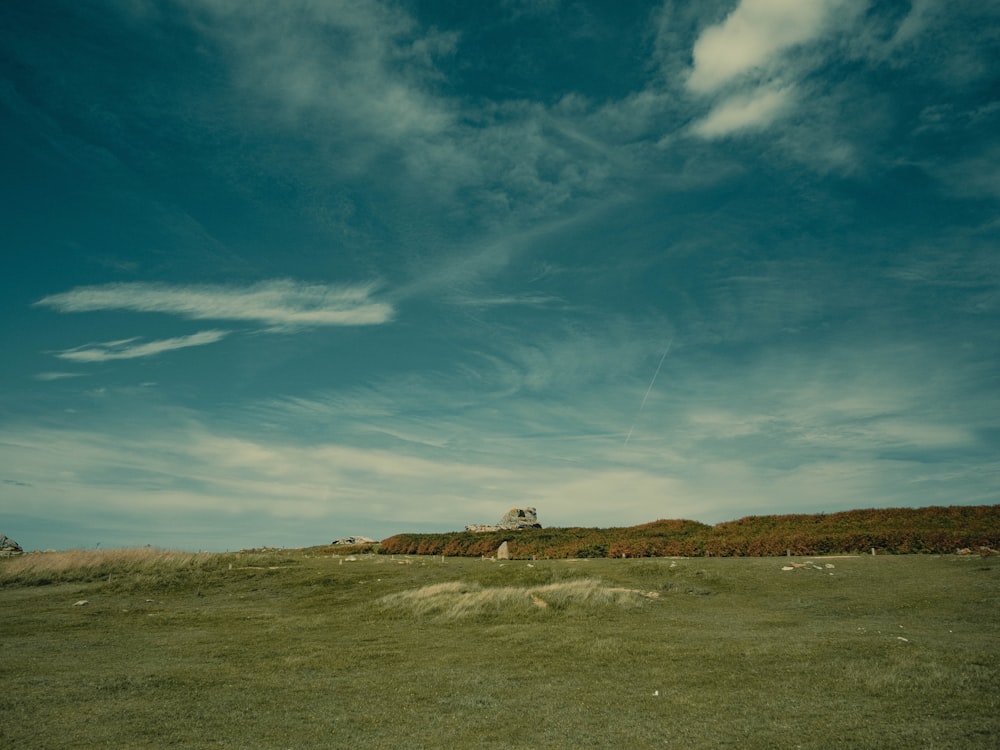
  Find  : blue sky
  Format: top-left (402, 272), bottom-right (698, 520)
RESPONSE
top-left (2, 0), bottom-right (998, 551)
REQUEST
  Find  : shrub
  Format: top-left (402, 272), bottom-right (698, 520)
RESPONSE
top-left (376, 505), bottom-right (1000, 559)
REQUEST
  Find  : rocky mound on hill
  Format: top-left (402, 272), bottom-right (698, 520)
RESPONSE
top-left (331, 536), bottom-right (376, 546)
top-left (466, 507), bottom-right (541, 532)
top-left (0, 534), bottom-right (23, 556)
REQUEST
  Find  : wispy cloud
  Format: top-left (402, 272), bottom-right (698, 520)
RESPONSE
top-left (53, 330), bottom-right (229, 362)
top-left (187, 0), bottom-right (458, 144)
top-left (691, 85), bottom-right (792, 138)
top-left (34, 371), bottom-right (87, 382)
top-left (35, 280), bottom-right (394, 327)
top-left (443, 293), bottom-right (564, 309)
top-left (175, 0), bottom-right (628, 241)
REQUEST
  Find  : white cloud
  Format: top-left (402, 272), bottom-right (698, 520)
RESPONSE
top-left (53, 330), bottom-right (229, 362)
top-left (35, 280), bottom-right (393, 327)
top-left (680, 0), bottom-right (866, 149)
top-left (691, 85), bottom-right (791, 138)
top-left (687, 0), bottom-right (850, 94)
top-left (0, 425), bottom-right (522, 539)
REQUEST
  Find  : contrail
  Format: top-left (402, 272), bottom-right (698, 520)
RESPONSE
top-left (624, 339), bottom-right (672, 446)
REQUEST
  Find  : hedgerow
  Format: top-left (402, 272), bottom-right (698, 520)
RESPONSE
top-left (378, 505), bottom-right (1000, 558)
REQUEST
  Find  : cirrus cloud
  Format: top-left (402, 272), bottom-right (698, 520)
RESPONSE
top-left (53, 330), bottom-right (230, 362)
top-left (35, 279), bottom-right (394, 328)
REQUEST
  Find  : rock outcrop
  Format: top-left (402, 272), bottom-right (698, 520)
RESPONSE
top-left (332, 536), bottom-right (376, 546)
top-left (499, 507), bottom-right (540, 529)
top-left (466, 507), bottom-right (541, 533)
top-left (0, 534), bottom-right (23, 556)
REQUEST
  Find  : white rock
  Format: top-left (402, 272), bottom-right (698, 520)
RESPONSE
top-left (466, 506), bottom-right (541, 532)
top-left (0, 533), bottom-right (23, 555)
top-left (331, 536), bottom-right (376, 546)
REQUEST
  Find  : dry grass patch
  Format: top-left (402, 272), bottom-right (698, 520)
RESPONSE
top-left (380, 578), bottom-right (655, 620)
top-left (0, 548), bottom-right (293, 589)
top-left (1, 548), bottom-right (205, 577)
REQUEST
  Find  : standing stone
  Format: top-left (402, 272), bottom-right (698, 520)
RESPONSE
top-left (497, 541), bottom-right (510, 560)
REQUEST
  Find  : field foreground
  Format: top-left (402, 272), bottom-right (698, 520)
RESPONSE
top-left (2, 550), bottom-right (998, 748)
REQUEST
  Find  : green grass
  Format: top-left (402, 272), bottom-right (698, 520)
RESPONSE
top-left (2, 550), bottom-right (998, 748)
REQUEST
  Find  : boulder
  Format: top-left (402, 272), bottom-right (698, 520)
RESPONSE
top-left (331, 536), bottom-right (376, 546)
top-left (466, 507), bottom-right (541, 533)
top-left (0, 534), bottom-right (22, 556)
top-left (499, 507), bottom-right (540, 529)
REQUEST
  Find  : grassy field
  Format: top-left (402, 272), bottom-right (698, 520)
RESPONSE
top-left (2, 549), bottom-right (998, 748)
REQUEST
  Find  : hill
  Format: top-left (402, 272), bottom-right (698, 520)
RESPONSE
top-left (379, 504), bottom-right (1000, 558)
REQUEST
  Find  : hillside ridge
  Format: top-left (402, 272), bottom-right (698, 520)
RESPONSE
top-left (378, 504), bottom-right (1000, 558)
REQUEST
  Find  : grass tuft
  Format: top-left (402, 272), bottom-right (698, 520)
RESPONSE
top-left (380, 577), bottom-right (654, 620)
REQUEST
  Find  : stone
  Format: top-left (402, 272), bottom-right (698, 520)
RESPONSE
top-left (0, 534), bottom-right (22, 556)
top-left (331, 536), bottom-right (376, 546)
top-left (498, 507), bottom-right (540, 530)
top-left (465, 523), bottom-right (499, 533)
top-left (466, 507), bottom-right (541, 533)
top-left (496, 541), bottom-right (509, 560)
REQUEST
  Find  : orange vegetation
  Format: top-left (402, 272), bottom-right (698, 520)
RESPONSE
top-left (379, 504), bottom-right (1000, 558)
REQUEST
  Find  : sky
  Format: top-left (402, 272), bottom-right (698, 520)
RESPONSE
top-left (2, 0), bottom-right (998, 551)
